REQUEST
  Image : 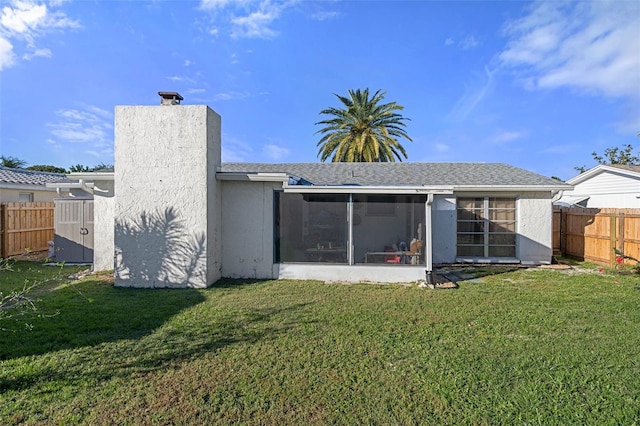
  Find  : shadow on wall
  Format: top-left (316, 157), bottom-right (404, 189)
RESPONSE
top-left (115, 207), bottom-right (207, 288)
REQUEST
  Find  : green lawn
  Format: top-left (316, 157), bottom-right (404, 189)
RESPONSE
top-left (1, 262), bottom-right (639, 425)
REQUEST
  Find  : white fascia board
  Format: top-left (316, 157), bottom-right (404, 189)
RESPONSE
top-left (67, 172), bottom-right (114, 181)
top-left (283, 185), bottom-right (454, 195)
top-left (567, 165), bottom-right (640, 185)
top-left (453, 185), bottom-right (571, 192)
top-left (216, 172), bottom-right (289, 183)
top-left (0, 183), bottom-right (56, 191)
top-left (248, 173), bottom-right (290, 182)
top-left (46, 182), bottom-right (93, 189)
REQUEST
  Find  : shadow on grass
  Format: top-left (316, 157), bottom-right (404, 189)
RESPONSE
top-left (0, 276), bottom-right (310, 394)
top-left (212, 278), bottom-right (276, 289)
top-left (436, 265), bottom-right (523, 283)
top-left (0, 277), bottom-right (206, 360)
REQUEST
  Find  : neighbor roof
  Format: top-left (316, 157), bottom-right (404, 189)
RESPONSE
top-left (220, 162), bottom-right (567, 188)
top-left (567, 164), bottom-right (640, 185)
top-left (0, 166), bottom-right (66, 186)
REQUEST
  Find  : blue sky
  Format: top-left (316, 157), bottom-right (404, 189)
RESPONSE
top-left (1, 0), bottom-right (638, 180)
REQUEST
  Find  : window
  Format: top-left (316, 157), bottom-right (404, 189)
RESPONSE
top-left (274, 193), bottom-right (426, 265)
top-left (457, 197), bottom-right (516, 258)
top-left (19, 192), bottom-right (34, 202)
top-left (275, 193), bottom-right (348, 263)
top-left (354, 195), bottom-right (425, 265)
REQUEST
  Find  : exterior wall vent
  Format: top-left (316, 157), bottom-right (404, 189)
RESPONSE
top-left (158, 91), bottom-right (183, 105)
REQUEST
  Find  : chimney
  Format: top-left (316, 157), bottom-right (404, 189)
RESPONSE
top-left (158, 91), bottom-right (183, 106)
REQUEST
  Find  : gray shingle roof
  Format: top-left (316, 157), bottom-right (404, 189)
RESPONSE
top-left (220, 162), bottom-right (566, 187)
top-left (0, 166), bottom-right (66, 186)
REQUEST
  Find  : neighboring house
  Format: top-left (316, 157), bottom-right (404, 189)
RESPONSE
top-left (49, 98), bottom-right (570, 287)
top-left (0, 166), bottom-right (65, 202)
top-left (555, 164), bottom-right (640, 208)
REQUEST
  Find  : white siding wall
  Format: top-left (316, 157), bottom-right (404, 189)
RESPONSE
top-left (570, 171), bottom-right (640, 208)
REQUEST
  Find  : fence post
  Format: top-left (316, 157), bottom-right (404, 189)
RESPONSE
top-left (618, 212), bottom-right (625, 263)
top-left (560, 208), bottom-right (567, 257)
top-left (610, 214), bottom-right (617, 267)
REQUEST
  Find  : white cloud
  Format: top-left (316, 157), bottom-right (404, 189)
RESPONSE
top-left (199, 0), bottom-right (293, 40)
top-left (1, 1), bottom-right (47, 33)
top-left (47, 106), bottom-right (114, 161)
top-left (310, 11), bottom-right (340, 21)
top-left (434, 143), bottom-right (449, 153)
top-left (488, 130), bottom-right (528, 144)
top-left (0, 36), bottom-right (15, 69)
top-left (0, 0), bottom-right (80, 70)
top-left (444, 35), bottom-right (479, 49)
top-left (221, 135), bottom-right (254, 162)
top-left (213, 91), bottom-right (249, 101)
top-left (500, 0), bottom-right (640, 99)
top-left (448, 67), bottom-right (496, 121)
top-left (186, 88), bottom-right (206, 94)
top-left (231, 8), bottom-right (278, 39)
top-left (262, 143), bottom-right (289, 160)
top-left (22, 46), bottom-right (50, 59)
top-left (459, 35), bottom-right (478, 50)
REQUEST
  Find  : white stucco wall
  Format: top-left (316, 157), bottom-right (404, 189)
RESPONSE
top-left (432, 195), bottom-right (457, 264)
top-left (219, 185), bottom-right (555, 281)
top-left (93, 180), bottom-right (115, 272)
top-left (114, 105), bottom-right (221, 288)
top-left (517, 192), bottom-right (554, 264)
top-left (221, 181), bottom-right (278, 279)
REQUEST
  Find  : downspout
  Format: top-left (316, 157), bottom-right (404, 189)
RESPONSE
top-left (425, 193), bottom-right (434, 284)
top-left (79, 179), bottom-right (94, 195)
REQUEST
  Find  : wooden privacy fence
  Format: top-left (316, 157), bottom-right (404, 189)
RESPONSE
top-left (553, 207), bottom-right (640, 267)
top-left (0, 202), bottom-right (55, 258)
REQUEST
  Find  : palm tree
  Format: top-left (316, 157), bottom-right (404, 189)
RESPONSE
top-left (316, 89), bottom-right (412, 162)
top-left (0, 156), bottom-right (27, 168)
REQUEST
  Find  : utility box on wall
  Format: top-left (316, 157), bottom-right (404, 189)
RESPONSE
top-left (54, 198), bottom-right (94, 263)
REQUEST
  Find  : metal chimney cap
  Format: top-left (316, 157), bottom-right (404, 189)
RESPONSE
top-left (158, 91), bottom-right (184, 105)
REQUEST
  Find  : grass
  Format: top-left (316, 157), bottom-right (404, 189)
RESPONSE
top-left (1, 262), bottom-right (639, 425)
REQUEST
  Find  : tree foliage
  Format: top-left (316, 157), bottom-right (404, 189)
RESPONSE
top-left (68, 162), bottom-right (112, 173)
top-left (575, 143), bottom-right (639, 173)
top-left (316, 88), bottom-right (412, 162)
top-left (0, 156), bottom-right (27, 168)
top-left (26, 165), bottom-right (68, 174)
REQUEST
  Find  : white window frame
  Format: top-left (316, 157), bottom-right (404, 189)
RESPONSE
top-left (18, 192), bottom-right (34, 202)
top-left (457, 196), bottom-right (517, 258)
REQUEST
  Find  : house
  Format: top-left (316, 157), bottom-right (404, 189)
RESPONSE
top-left (0, 166), bottom-right (65, 202)
top-left (49, 96), bottom-right (570, 287)
top-left (555, 164), bottom-right (640, 208)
